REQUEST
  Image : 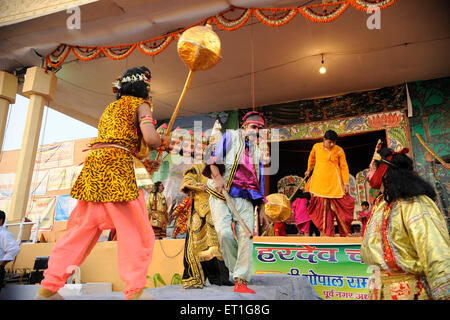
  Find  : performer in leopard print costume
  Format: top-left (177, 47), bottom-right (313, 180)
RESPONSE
top-left (35, 66), bottom-right (161, 300)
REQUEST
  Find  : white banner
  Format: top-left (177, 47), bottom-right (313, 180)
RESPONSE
top-left (30, 170), bottom-right (49, 196)
top-left (0, 198), bottom-right (11, 213)
top-left (35, 141), bottom-right (74, 170)
top-left (47, 166), bottom-right (82, 191)
top-left (26, 196), bottom-right (56, 230)
top-left (0, 173), bottom-right (15, 197)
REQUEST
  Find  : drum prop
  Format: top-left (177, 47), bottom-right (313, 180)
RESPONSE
top-left (264, 177), bottom-right (306, 223)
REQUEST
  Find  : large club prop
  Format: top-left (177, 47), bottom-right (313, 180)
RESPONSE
top-left (152, 24), bottom-right (253, 239)
top-left (143, 23), bottom-right (222, 171)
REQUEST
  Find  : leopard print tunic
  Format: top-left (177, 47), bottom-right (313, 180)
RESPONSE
top-left (71, 95), bottom-right (149, 202)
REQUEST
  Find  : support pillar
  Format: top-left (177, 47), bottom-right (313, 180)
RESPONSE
top-left (0, 71), bottom-right (18, 152)
top-left (8, 67), bottom-right (57, 222)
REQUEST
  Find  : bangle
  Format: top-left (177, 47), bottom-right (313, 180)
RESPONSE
top-left (140, 115), bottom-right (157, 126)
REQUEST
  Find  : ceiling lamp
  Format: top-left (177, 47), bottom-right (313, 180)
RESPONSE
top-left (319, 53), bottom-right (327, 74)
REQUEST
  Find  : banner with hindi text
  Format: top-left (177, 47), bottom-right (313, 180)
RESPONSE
top-left (35, 141), bottom-right (74, 170)
top-left (47, 166), bottom-right (82, 191)
top-left (25, 197), bottom-right (56, 231)
top-left (30, 170), bottom-right (49, 196)
top-left (253, 239), bottom-right (370, 300)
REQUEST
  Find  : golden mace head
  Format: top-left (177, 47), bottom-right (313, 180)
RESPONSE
top-left (177, 23), bottom-right (221, 71)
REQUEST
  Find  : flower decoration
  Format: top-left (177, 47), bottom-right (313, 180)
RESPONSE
top-left (45, 1), bottom-right (396, 69)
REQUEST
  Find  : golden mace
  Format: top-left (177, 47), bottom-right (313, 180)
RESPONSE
top-left (144, 23), bottom-right (221, 173)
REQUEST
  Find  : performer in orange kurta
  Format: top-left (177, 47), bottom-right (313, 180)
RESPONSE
top-left (35, 67), bottom-right (162, 300)
top-left (304, 130), bottom-right (355, 237)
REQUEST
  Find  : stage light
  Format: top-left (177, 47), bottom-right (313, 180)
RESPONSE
top-left (319, 53), bottom-right (326, 74)
top-left (319, 65), bottom-right (327, 74)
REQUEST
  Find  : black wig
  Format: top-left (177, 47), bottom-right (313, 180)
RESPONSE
top-left (153, 181), bottom-right (163, 194)
top-left (377, 148), bottom-right (436, 203)
top-left (116, 66), bottom-right (151, 100)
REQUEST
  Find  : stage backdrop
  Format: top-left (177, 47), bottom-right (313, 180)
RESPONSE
top-left (408, 77), bottom-right (449, 221)
top-left (252, 237), bottom-right (370, 300)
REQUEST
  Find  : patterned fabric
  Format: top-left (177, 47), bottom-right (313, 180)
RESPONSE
top-left (361, 195), bottom-right (450, 300)
top-left (307, 194), bottom-right (355, 237)
top-left (172, 197), bottom-right (191, 238)
top-left (180, 164), bottom-right (228, 289)
top-left (71, 96), bottom-right (148, 202)
top-left (369, 271), bottom-right (430, 300)
top-left (147, 192), bottom-right (168, 238)
top-left (238, 84), bottom-right (406, 127)
top-left (205, 130), bottom-right (264, 203)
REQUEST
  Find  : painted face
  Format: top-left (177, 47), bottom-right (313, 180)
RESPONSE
top-left (182, 140), bottom-right (194, 155)
top-left (170, 140), bottom-right (181, 154)
top-left (194, 143), bottom-right (205, 160)
top-left (243, 123), bottom-right (261, 142)
top-left (323, 139), bottom-right (336, 150)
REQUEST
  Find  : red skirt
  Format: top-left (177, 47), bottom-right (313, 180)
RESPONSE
top-left (307, 194), bottom-right (355, 237)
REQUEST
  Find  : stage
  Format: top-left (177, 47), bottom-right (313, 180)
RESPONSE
top-left (1, 236), bottom-right (367, 300)
top-left (0, 273), bottom-right (321, 300)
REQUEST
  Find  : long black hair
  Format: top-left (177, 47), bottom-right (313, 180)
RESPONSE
top-left (377, 148), bottom-right (436, 203)
top-left (116, 66), bottom-right (151, 100)
top-left (153, 181), bottom-right (163, 194)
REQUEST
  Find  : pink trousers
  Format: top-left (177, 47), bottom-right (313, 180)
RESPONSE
top-left (41, 190), bottom-right (155, 299)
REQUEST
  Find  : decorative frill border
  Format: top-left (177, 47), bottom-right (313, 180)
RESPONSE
top-left (45, 1), bottom-right (396, 69)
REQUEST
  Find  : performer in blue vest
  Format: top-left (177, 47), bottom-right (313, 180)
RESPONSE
top-left (203, 111), bottom-right (270, 294)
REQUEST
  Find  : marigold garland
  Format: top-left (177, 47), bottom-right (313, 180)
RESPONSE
top-left (138, 35), bottom-right (175, 56)
top-left (46, 44), bottom-right (71, 68)
top-left (350, 0), bottom-right (397, 12)
top-left (102, 44), bottom-right (136, 60)
top-left (299, 1), bottom-right (350, 23)
top-left (45, 0), bottom-right (396, 70)
top-left (72, 46), bottom-right (102, 61)
top-left (253, 8), bottom-right (298, 27)
top-left (212, 7), bottom-right (252, 31)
